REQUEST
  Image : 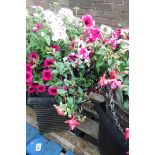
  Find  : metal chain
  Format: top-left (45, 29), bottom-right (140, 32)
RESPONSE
top-left (109, 92), bottom-right (124, 134)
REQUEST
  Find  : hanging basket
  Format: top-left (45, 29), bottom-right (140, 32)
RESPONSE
top-left (27, 91), bottom-right (70, 132)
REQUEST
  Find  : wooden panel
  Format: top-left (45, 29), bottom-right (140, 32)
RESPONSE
top-left (26, 106), bottom-right (100, 155)
top-left (77, 117), bottom-right (99, 139)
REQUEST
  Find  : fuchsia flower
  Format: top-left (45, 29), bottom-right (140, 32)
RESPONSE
top-left (26, 71), bottom-right (33, 83)
top-left (82, 14), bottom-right (95, 28)
top-left (110, 69), bottom-right (118, 79)
top-left (27, 87), bottom-right (35, 94)
top-left (37, 84), bottom-right (46, 93)
top-left (71, 40), bottom-right (75, 51)
top-left (109, 79), bottom-right (122, 89)
top-left (33, 22), bottom-right (42, 32)
top-left (54, 105), bottom-right (64, 116)
top-left (124, 128), bottom-right (129, 141)
top-left (43, 59), bottom-right (54, 68)
top-left (51, 44), bottom-right (60, 52)
top-left (42, 70), bottom-right (53, 81)
top-left (26, 63), bottom-right (33, 73)
top-left (64, 116), bottom-right (80, 130)
top-left (78, 48), bottom-right (90, 62)
top-left (48, 86), bottom-right (58, 96)
top-left (29, 52), bottom-right (38, 61)
top-left (68, 52), bottom-right (78, 62)
top-left (87, 28), bottom-right (103, 42)
top-left (98, 74), bottom-right (109, 87)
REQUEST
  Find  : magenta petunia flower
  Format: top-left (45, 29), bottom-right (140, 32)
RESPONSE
top-left (28, 87), bottom-right (35, 94)
top-left (68, 52), bottom-right (78, 62)
top-left (82, 14), bottom-right (95, 28)
top-left (48, 86), bottom-right (58, 96)
top-left (43, 59), bottom-right (54, 68)
top-left (86, 28), bottom-right (103, 42)
top-left (42, 70), bottom-right (53, 81)
top-left (29, 52), bottom-right (38, 61)
top-left (32, 22), bottom-right (42, 32)
top-left (78, 48), bottom-right (90, 61)
top-left (53, 105), bottom-right (64, 116)
top-left (111, 28), bottom-right (122, 39)
top-left (26, 71), bottom-right (33, 83)
top-left (104, 38), bottom-right (117, 50)
top-left (26, 63), bottom-right (33, 73)
top-left (64, 116), bottom-right (80, 130)
top-left (51, 44), bottom-right (60, 52)
top-left (37, 84), bottom-right (46, 93)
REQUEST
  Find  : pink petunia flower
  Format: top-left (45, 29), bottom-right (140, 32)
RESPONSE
top-left (98, 74), bottom-right (109, 87)
top-left (48, 86), bottom-right (58, 96)
top-left (37, 84), bottom-right (46, 93)
top-left (32, 22), bottom-right (42, 32)
top-left (51, 44), bottom-right (60, 52)
top-left (64, 116), bottom-right (80, 130)
top-left (104, 38), bottom-right (117, 50)
top-left (29, 52), bottom-right (38, 61)
top-left (26, 63), bottom-right (33, 73)
top-left (68, 52), bottom-right (78, 62)
top-left (54, 105), bottom-right (64, 116)
top-left (86, 28), bottom-right (103, 42)
top-left (124, 128), bottom-right (129, 141)
top-left (42, 70), bottom-right (53, 81)
top-left (26, 71), bottom-right (33, 83)
top-left (111, 28), bottom-right (122, 39)
top-left (43, 59), bottom-right (54, 68)
top-left (78, 48), bottom-right (90, 61)
top-left (27, 87), bottom-right (35, 94)
top-left (82, 14), bottom-right (95, 28)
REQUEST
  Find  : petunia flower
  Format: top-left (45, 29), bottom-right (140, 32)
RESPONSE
top-left (51, 44), bottom-right (60, 52)
top-left (82, 14), bottom-right (95, 28)
top-left (43, 59), bottom-right (54, 68)
top-left (26, 63), bottom-right (33, 73)
top-left (78, 48), bottom-right (90, 62)
top-left (109, 79), bottom-right (122, 89)
top-left (26, 71), bottom-right (33, 83)
top-left (53, 105), bottom-right (64, 116)
top-left (37, 84), bottom-right (46, 93)
top-left (48, 86), bottom-right (58, 96)
top-left (32, 22), bottom-right (42, 32)
top-left (27, 87), bottom-right (35, 94)
top-left (42, 70), bottom-right (53, 81)
top-left (29, 52), bottom-right (38, 61)
top-left (86, 27), bottom-right (103, 42)
top-left (64, 116), bottom-right (80, 130)
top-left (68, 52), bottom-right (78, 62)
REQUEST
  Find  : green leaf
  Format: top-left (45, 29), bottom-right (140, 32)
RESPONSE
top-left (64, 79), bottom-right (72, 86)
top-left (123, 100), bottom-right (129, 109)
top-left (45, 35), bottom-right (51, 46)
top-left (52, 70), bottom-right (59, 75)
top-left (57, 89), bottom-right (67, 95)
top-left (78, 87), bottom-right (84, 95)
top-left (124, 76), bottom-right (129, 85)
top-left (96, 58), bottom-right (104, 72)
top-left (67, 97), bottom-right (74, 107)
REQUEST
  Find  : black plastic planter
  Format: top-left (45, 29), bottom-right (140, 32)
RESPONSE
top-left (95, 103), bottom-right (129, 155)
top-left (27, 92), bottom-right (70, 132)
